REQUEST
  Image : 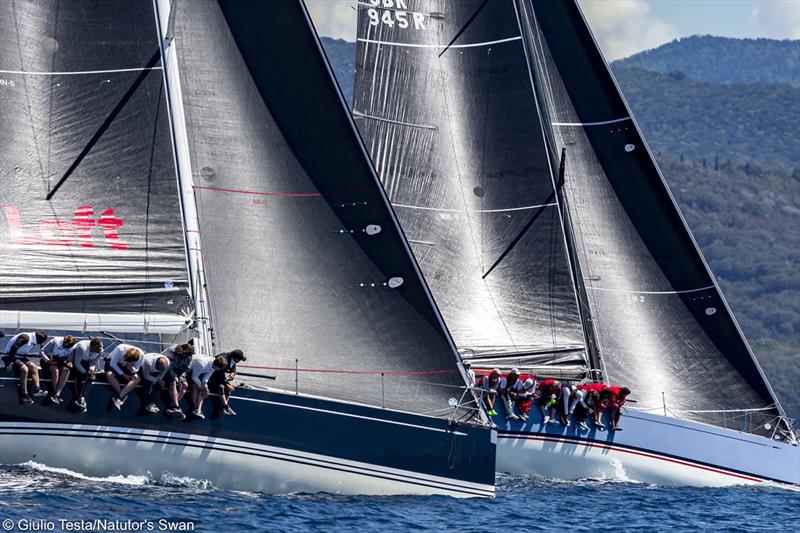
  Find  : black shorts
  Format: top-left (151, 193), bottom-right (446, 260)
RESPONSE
top-left (45, 357), bottom-right (70, 368)
top-left (163, 368), bottom-right (188, 385)
top-left (7, 357), bottom-right (33, 372)
top-left (104, 360), bottom-right (134, 380)
top-left (208, 371), bottom-right (232, 391)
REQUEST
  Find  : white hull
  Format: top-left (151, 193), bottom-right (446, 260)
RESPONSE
top-left (494, 410), bottom-right (799, 487)
top-left (498, 434), bottom-right (759, 486)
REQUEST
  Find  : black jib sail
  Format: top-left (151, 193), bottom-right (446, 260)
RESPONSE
top-left (517, 0), bottom-right (786, 432)
top-left (0, 0), bottom-right (189, 331)
top-left (352, 0), bottom-right (587, 377)
top-left (171, 0), bottom-right (471, 416)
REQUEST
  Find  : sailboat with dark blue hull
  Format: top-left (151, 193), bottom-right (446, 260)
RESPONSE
top-left (353, 0), bottom-right (798, 486)
top-left (0, 0), bottom-right (495, 497)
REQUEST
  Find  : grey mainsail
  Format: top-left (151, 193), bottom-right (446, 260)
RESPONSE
top-left (171, 0), bottom-right (470, 415)
top-left (352, 0), bottom-right (587, 377)
top-left (0, 0), bottom-right (189, 328)
top-left (518, 0), bottom-right (786, 432)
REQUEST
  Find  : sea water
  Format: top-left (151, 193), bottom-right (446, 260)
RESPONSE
top-left (0, 463), bottom-right (796, 532)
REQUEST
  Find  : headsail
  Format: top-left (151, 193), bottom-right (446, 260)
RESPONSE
top-left (353, 0), bottom-right (587, 377)
top-left (518, 0), bottom-right (786, 432)
top-left (0, 0), bottom-right (190, 332)
top-left (171, 0), bottom-right (470, 416)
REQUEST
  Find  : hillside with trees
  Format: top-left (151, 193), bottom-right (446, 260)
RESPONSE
top-left (321, 37), bottom-right (800, 419)
top-left (614, 35), bottom-right (800, 87)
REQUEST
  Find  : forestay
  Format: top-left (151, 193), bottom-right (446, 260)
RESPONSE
top-left (518, 0), bottom-right (786, 432)
top-left (353, 0), bottom-right (587, 377)
top-left (0, 0), bottom-right (190, 330)
top-left (171, 0), bottom-right (469, 416)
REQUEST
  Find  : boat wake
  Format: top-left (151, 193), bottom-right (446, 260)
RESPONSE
top-left (2, 461), bottom-right (214, 490)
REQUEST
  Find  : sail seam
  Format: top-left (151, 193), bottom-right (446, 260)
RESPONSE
top-left (193, 185), bottom-right (321, 198)
top-left (0, 67), bottom-right (163, 76)
top-left (551, 117), bottom-right (631, 127)
top-left (393, 202), bottom-right (556, 214)
top-left (357, 36), bottom-right (522, 50)
top-left (352, 110), bottom-right (437, 130)
top-left (586, 285), bottom-right (716, 295)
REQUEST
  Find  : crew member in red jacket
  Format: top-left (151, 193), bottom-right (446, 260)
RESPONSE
top-left (584, 382), bottom-right (609, 430)
top-left (512, 374), bottom-right (537, 421)
top-left (537, 378), bottom-right (561, 424)
top-left (607, 386), bottom-right (631, 431)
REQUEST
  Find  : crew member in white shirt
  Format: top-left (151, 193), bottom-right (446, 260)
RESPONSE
top-left (140, 353), bottom-right (170, 415)
top-left (188, 354), bottom-right (226, 420)
top-left (69, 337), bottom-right (104, 413)
top-left (40, 335), bottom-right (77, 405)
top-left (2, 331), bottom-right (48, 404)
top-left (104, 343), bottom-right (143, 410)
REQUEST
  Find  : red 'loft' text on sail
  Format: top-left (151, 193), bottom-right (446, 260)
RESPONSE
top-left (1, 205), bottom-right (128, 250)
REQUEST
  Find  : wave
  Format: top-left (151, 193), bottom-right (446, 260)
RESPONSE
top-left (19, 461), bottom-right (149, 485)
top-left (9, 461), bottom-right (214, 490)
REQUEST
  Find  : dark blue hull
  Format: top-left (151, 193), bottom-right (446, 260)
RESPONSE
top-left (0, 376), bottom-right (495, 496)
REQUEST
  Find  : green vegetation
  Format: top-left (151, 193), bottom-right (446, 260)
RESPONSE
top-left (614, 35), bottom-right (800, 87)
top-left (611, 67), bottom-right (800, 170)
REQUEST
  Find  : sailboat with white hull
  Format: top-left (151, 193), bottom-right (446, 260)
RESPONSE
top-left (0, 0), bottom-right (495, 497)
top-left (353, 0), bottom-right (799, 486)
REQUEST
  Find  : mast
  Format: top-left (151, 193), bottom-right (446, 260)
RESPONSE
top-left (152, 0), bottom-right (213, 357)
top-left (553, 148), bottom-right (604, 380)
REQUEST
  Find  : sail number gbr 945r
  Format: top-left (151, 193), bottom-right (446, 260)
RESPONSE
top-left (365, 0), bottom-right (428, 30)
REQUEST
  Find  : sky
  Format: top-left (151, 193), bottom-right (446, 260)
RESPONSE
top-left (306, 0), bottom-right (800, 60)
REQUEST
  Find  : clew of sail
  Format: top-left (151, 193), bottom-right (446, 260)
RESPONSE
top-left (353, 0), bottom-right (587, 374)
top-left (517, 0), bottom-right (788, 435)
top-left (0, 0), bottom-right (190, 333)
top-left (169, 0), bottom-right (473, 417)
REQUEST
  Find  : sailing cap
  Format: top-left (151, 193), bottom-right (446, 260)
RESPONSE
top-left (523, 378), bottom-right (534, 388)
top-left (510, 368), bottom-right (520, 375)
top-left (490, 368), bottom-right (501, 376)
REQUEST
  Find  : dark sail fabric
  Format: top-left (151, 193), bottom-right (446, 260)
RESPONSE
top-left (172, 0), bottom-right (467, 415)
top-left (518, 0), bottom-right (785, 432)
top-left (352, 0), bottom-right (586, 374)
top-left (0, 1), bottom-right (189, 317)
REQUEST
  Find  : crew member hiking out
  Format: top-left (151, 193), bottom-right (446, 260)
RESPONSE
top-left (69, 337), bottom-right (104, 413)
top-left (40, 335), bottom-right (77, 405)
top-left (569, 383), bottom-right (598, 431)
top-left (208, 349), bottom-right (246, 416)
top-left (140, 353), bottom-right (171, 414)
top-left (537, 378), bottom-right (561, 424)
top-left (607, 386), bottom-right (631, 431)
top-left (476, 368), bottom-right (501, 416)
top-left (514, 375), bottom-right (537, 421)
top-left (105, 343), bottom-right (143, 410)
top-left (498, 368), bottom-right (522, 420)
top-left (162, 343), bottom-right (194, 419)
top-left (2, 330), bottom-right (48, 404)
top-left (585, 382), bottom-right (609, 430)
top-left (189, 354), bottom-right (226, 420)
